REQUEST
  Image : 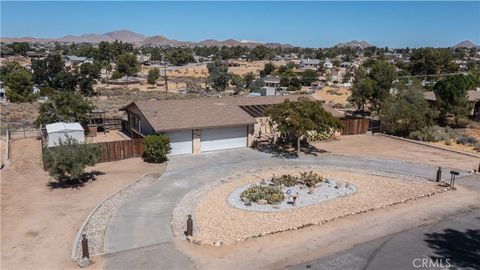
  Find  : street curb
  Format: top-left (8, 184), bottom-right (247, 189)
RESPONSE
top-left (376, 133), bottom-right (480, 159)
top-left (70, 172), bottom-right (157, 262)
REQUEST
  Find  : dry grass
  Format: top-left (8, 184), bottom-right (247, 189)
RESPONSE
top-left (0, 138), bottom-right (166, 269)
top-left (312, 87), bottom-right (352, 109)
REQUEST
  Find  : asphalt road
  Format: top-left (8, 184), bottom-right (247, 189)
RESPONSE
top-left (286, 207), bottom-right (480, 270)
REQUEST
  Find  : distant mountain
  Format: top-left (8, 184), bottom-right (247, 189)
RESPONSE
top-left (453, 40), bottom-right (477, 48)
top-left (1, 30), bottom-right (292, 48)
top-left (335, 40), bottom-right (373, 49)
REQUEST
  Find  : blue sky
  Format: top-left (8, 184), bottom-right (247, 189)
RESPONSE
top-left (1, 1), bottom-right (479, 48)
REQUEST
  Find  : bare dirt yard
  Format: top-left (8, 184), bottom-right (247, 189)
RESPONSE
top-left (0, 138), bottom-right (166, 269)
top-left (312, 134), bottom-right (479, 171)
top-left (312, 87), bottom-right (352, 109)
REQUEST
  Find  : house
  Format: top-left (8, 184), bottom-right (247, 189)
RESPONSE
top-left (64, 55), bottom-right (92, 67)
top-left (424, 89), bottom-right (480, 120)
top-left (121, 96), bottom-right (344, 155)
top-left (260, 87), bottom-right (276, 96)
top-left (323, 60), bottom-right (333, 69)
top-left (107, 76), bottom-right (146, 85)
top-left (300, 58), bottom-right (320, 70)
top-left (0, 82), bottom-right (6, 103)
top-left (45, 122), bottom-right (85, 147)
top-left (264, 75), bottom-right (281, 88)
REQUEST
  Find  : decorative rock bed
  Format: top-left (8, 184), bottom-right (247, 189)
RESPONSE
top-left (171, 165), bottom-right (449, 246)
top-left (228, 178), bottom-right (357, 212)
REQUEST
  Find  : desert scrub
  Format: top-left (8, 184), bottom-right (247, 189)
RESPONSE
top-left (299, 171), bottom-right (325, 187)
top-left (271, 174), bottom-right (298, 187)
top-left (240, 185), bottom-right (285, 204)
top-left (143, 134), bottom-right (171, 163)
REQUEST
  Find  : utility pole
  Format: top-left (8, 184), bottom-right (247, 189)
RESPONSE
top-left (164, 63), bottom-right (168, 92)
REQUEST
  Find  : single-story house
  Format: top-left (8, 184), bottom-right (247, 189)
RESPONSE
top-left (300, 58), bottom-right (320, 70)
top-left (424, 89), bottom-right (480, 120)
top-left (121, 96), bottom-right (344, 155)
top-left (45, 122), bottom-right (85, 147)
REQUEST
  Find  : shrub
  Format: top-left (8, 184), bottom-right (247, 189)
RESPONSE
top-left (299, 171), bottom-right (325, 187)
top-left (44, 138), bottom-right (104, 182)
top-left (271, 174), bottom-right (298, 187)
top-left (240, 185), bottom-right (285, 204)
top-left (456, 134), bottom-right (478, 146)
top-left (408, 126), bottom-right (458, 142)
top-left (143, 134), bottom-right (171, 163)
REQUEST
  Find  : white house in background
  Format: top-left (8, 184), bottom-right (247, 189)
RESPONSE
top-left (323, 59), bottom-right (333, 69)
top-left (45, 122), bottom-right (85, 147)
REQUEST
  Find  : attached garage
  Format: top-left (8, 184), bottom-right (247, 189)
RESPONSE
top-left (201, 126), bottom-right (247, 152)
top-left (166, 130), bottom-right (193, 155)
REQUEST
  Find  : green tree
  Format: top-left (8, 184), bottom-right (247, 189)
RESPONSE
top-left (243, 72), bottom-right (255, 89)
top-left (164, 48), bottom-right (195, 66)
top-left (348, 67), bottom-right (374, 111)
top-left (143, 134), bottom-right (171, 163)
top-left (300, 70), bottom-right (319, 86)
top-left (31, 54), bottom-right (65, 86)
top-left (230, 73), bottom-right (245, 94)
top-left (433, 74), bottom-right (475, 126)
top-left (147, 68), bottom-right (160, 87)
top-left (249, 78), bottom-right (264, 92)
top-left (116, 53), bottom-right (139, 77)
top-left (44, 138), bottom-right (104, 183)
top-left (369, 60), bottom-right (396, 111)
top-left (51, 71), bottom-right (78, 91)
top-left (4, 69), bottom-right (36, 102)
top-left (78, 62), bottom-right (101, 96)
top-left (207, 60), bottom-right (229, 91)
top-left (266, 98), bottom-right (343, 152)
top-left (379, 88), bottom-right (438, 136)
top-left (260, 62), bottom-right (276, 77)
top-left (36, 92), bottom-right (94, 125)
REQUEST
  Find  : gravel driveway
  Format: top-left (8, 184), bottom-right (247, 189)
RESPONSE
top-left (103, 148), bottom-right (468, 269)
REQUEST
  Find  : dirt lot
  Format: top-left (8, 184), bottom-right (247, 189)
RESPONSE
top-left (312, 134), bottom-right (479, 171)
top-left (0, 138), bottom-right (166, 269)
top-left (312, 87), bottom-right (352, 108)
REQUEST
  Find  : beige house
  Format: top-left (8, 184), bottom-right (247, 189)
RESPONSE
top-left (121, 95), bottom-right (343, 155)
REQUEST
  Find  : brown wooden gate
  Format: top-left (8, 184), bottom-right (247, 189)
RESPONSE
top-left (96, 139), bottom-right (145, 163)
top-left (341, 117), bottom-right (370, 135)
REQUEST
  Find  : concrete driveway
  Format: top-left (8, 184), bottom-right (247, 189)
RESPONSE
top-left (103, 148), bottom-right (468, 269)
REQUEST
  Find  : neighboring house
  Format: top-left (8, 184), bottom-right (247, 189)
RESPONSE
top-left (0, 83), bottom-right (6, 103)
top-left (300, 58), bottom-right (320, 70)
top-left (424, 89), bottom-right (480, 120)
top-left (136, 53), bottom-right (152, 64)
top-left (264, 75), bottom-right (281, 88)
top-left (64, 55), bottom-right (92, 67)
top-left (45, 122), bottom-right (85, 147)
top-left (260, 87), bottom-right (276, 96)
top-left (323, 60), bottom-right (333, 69)
top-left (107, 76), bottom-right (146, 85)
top-left (121, 96), bottom-right (344, 155)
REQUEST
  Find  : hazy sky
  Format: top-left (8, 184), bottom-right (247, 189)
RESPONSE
top-left (1, 1), bottom-right (479, 48)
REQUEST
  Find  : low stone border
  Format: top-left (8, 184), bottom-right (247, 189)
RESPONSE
top-left (71, 172), bottom-right (162, 263)
top-left (171, 165), bottom-right (436, 242)
top-left (376, 133), bottom-right (480, 159)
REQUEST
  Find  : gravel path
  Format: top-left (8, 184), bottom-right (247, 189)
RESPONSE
top-left (72, 173), bottom-right (162, 262)
top-left (176, 166), bottom-right (448, 245)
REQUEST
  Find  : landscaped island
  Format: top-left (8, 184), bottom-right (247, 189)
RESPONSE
top-left (229, 171), bottom-right (357, 212)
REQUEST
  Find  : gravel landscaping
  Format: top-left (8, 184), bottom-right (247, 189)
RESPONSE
top-left (228, 179), bottom-right (357, 212)
top-left (72, 172), bottom-right (162, 262)
top-left (172, 166), bottom-right (448, 246)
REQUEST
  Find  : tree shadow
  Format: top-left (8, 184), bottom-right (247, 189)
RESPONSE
top-left (47, 170), bottom-right (105, 189)
top-left (254, 142), bottom-right (329, 159)
top-left (424, 227), bottom-right (480, 269)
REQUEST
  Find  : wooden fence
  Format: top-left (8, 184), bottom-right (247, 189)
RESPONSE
top-left (95, 139), bottom-right (144, 163)
top-left (341, 117), bottom-right (370, 135)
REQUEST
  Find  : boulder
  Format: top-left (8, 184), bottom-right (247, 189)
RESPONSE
top-left (257, 199), bottom-right (268, 205)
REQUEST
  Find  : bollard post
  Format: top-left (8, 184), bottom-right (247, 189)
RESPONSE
top-left (186, 215), bottom-right (193, 237)
top-left (436, 167), bottom-right (442, 182)
top-left (81, 234), bottom-right (89, 259)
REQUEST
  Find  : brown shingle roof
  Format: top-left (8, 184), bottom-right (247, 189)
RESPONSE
top-left (123, 95), bottom-right (343, 132)
top-left (424, 90), bottom-right (480, 102)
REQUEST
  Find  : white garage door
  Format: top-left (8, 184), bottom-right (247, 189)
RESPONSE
top-left (166, 130), bottom-right (192, 155)
top-left (201, 126), bottom-right (247, 152)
